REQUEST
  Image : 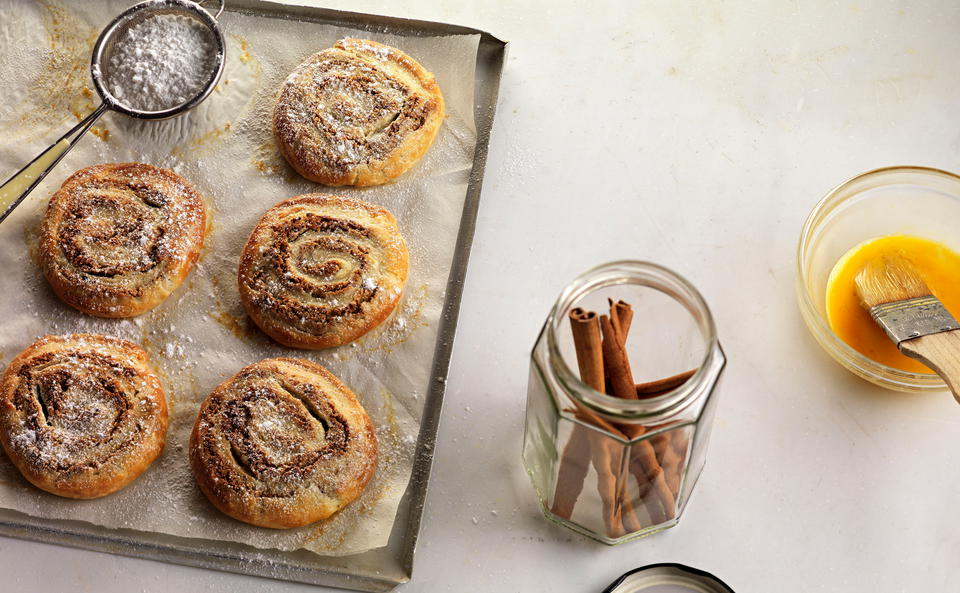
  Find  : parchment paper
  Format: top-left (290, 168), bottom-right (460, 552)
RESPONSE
top-left (0, 0), bottom-right (479, 556)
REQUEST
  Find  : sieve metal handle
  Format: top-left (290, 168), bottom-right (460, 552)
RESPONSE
top-left (197, 0), bottom-right (225, 19)
top-left (0, 103), bottom-right (109, 225)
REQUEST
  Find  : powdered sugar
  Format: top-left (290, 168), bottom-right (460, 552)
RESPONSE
top-left (347, 40), bottom-right (391, 61)
top-left (106, 14), bottom-right (218, 112)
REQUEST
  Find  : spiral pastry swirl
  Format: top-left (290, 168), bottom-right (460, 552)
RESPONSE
top-left (189, 357), bottom-right (377, 528)
top-left (39, 163), bottom-right (206, 318)
top-left (0, 334), bottom-right (168, 499)
top-left (239, 194), bottom-right (409, 350)
top-left (273, 38), bottom-right (445, 187)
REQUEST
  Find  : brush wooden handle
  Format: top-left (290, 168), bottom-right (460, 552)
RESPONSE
top-left (900, 330), bottom-right (960, 404)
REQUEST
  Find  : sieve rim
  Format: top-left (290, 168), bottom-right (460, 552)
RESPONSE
top-left (89, 0), bottom-right (226, 120)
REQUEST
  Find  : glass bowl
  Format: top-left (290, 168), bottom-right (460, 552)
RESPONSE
top-left (796, 166), bottom-right (960, 392)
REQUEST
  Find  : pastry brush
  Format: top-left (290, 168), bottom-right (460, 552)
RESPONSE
top-left (854, 252), bottom-right (960, 402)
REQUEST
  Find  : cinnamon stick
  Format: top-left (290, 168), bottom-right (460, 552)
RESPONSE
top-left (592, 431), bottom-right (625, 538)
top-left (600, 315), bottom-right (635, 400)
top-left (652, 431), bottom-right (683, 497)
top-left (550, 426), bottom-right (591, 519)
top-left (633, 370), bottom-right (697, 499)
top-left (568, 308), bottom-right (604, 391)
top-left (604, 300), bottom-right (634, 393)
top-left (551, 309), bottom-right (603, 520)
top-left (608, 300), bottom-right (624, 345)
top-left (629, 431), bottom-right (676, 522)
top-left (668, 427), bottom-right (691, 496)
top-left (612, 299), bottom-right (633, 345)
top-left (552, 308), bottom-right (629, 537)
top-left (635, 368), bottom-right (696, 397)
top-left (601, 302), bottom-right (677, 525)
top-left (600, 310), bottom-right (649, 533)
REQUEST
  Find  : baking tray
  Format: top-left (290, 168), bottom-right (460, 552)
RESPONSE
top-left (0, 1), bottom-right (507, 590)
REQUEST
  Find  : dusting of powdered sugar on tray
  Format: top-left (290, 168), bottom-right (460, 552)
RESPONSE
top-left (104, 13), bottom-right (218, 112)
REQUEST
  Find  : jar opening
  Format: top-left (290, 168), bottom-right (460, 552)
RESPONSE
top-left (545, 261), bottom-right (722, 420)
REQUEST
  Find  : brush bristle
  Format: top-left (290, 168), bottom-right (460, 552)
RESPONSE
top-left (854, 252), bottom-right (931, 308)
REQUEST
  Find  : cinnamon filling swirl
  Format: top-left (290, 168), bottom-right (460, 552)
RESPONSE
top-left (239, 194), bottom-right (408, 349)
top-left (12, 350), bottom-right (137, 472)
top-left (39, 163), bottom-right (206, 317)
top-left (189, 358), bottom-right (376, 528)
top-left (0, 334), bottom-right (168, 499)
top-left (249, 213), bottom-right (379, 333)
top-left (58, 192), bottom-right (166, 283)
top-left (273, 38), bottom-right (445, 187)
top-left (202, 376), bottom-right (349, 495)
top-left (280, 55), bottom-right (429, 175)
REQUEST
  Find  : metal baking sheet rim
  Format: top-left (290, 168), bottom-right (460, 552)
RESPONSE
top-left (0, 1), bottom-right (508, 591)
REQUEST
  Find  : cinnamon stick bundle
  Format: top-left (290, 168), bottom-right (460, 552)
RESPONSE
top-left (550, 299), bottom-right (696, 536)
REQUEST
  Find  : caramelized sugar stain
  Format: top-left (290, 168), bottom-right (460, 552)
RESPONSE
top-left (302, 516), bottom-right (348, 548)
top-left (210, 308), bottom-right (259, 341)
top-left (209, 273), bottom-right (262, 342)
top-left (236, 35), bottom-right (254, 65)
top-left (171, 122), bottom-right (233, 159)
top-left (251, 139), bottom-right (294, 179)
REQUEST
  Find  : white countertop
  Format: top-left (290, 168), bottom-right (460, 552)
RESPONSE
top-left (4, 1), bottom-right (960, 591)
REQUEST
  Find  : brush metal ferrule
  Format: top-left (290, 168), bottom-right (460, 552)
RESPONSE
top-left (869, 295), bottom-right (960, 346)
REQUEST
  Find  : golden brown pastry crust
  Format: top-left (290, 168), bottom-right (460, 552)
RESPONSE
top-left (189, 357), bottom-right (377, 529)
top-left (273, 38), bottom-right (445, 187)
top-left (39, 162), bottom-right (206, 318)
top-left (0, 334), bottom-right (168, 499)
top-left (238, 194), bottom-right (409, 350)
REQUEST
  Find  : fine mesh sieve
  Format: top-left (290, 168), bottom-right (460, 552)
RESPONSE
top-left (0, 0), bottom-right (226, 224)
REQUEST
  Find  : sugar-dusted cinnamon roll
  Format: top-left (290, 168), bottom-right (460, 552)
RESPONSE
top-left (0, 334), bottom-right (168, 499)
top-left (189, 357), bottom-right (377, 528)
top-left (39, 162), bottom-right (206, 318)
top-left (238, 194), bottom-right (409, 349)
top-left (273, 38), bottom-right (445, 187)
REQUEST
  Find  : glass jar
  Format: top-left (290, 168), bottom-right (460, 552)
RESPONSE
top-left (523, 261), bottom-right (725, 544)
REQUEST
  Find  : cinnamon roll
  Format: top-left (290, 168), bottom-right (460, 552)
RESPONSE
top-left (273, 38), bottom-right (445, 187)
top-left (0, 334), bottom-right (168, 499)
top-left (39, 162), bottom-right (206, 318)
top-left (189, 357), bottom-right (377, 528)
top-left (238, 194), bottom-right (409, 349)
